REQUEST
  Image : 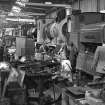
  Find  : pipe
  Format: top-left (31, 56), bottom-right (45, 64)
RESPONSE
top-left (25, 2), bottom-right (71, 8)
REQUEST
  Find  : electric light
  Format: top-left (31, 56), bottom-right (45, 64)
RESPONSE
top-left (16, 1), bottom-right (25, 7)
top-left (100, 10), bottom-right (105, 13)
top-left (12, 6), bottom-right (21, 13)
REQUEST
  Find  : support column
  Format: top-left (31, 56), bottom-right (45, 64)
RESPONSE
top-left (78, 0), bottom-right (80, 10)
top-left (97, 0), bottom-right (100, 12)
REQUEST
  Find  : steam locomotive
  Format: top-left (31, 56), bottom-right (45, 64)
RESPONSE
top-left (70, 12), bottom-right (105, 77)
top-left (38, 9), bottom-right (105, 78)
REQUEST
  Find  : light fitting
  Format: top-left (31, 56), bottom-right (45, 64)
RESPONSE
top-left (16, 1), bottom-right (26, 7)
top-left (66, 8), bottom-right (72, 16)
top-left (12, 6), bottom-right (21, 13)
top-left (100, 10), bottom-right (105, 13)
top-left (45, 2), bottom-right (52, 4)
top-left (8, 12), bottom-right (14, 16)
top-left (6, 18), bottom-right (35, 23)
top-left (17, 0), bottom-right (29, 2)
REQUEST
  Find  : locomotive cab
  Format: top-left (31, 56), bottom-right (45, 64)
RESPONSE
top-left (76, 22), bottom-right (105, 76)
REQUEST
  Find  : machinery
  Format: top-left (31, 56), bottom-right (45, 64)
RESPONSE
top-left (16, 36), bottom-right (34, 59)
top-left (76, 22), bottom-right (105, 74)
top-left (69, 12), bottom-right (105, 79)
top-left (37, 11), bottom-right (105, 84)
top-left (41, 11), bottom-right (105, 78)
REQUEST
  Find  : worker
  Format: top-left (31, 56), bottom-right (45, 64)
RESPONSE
top-left (58, 41), bottom-right (72, 82)
top-left (58, 41), bottom-right (78, 82)
top-left (3, 45), bottom-right (8, 61)
top-left (64, 41), bottom-right (78, 74)
top-left (0, 39), bottom-right (4, 61)
top-left (92, 42), bottom-right (105, 80)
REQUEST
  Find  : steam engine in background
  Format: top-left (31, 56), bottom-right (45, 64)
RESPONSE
top-left (37, 7), bottom-right (105, 79)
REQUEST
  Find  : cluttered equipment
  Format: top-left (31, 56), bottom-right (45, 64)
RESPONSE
top-left (68, 12), bottom-right (105, 83)
top-left (0, 59), bottom-right (61, 105)
top-left (0, 38), bottom-right (62, 105)
top-left (1, 10), bottom-right (105, 105)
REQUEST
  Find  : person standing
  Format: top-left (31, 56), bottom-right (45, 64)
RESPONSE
top-left (64, 42), bottom-right (78, 73)
top-left (92, 42), bottom-right (105, 80)
top-left (0, 39), bottom-right (4, 61)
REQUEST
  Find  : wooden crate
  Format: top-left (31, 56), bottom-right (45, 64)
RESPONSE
top-left (62, 87), bottom-right (85, 105)
top-left (86, 92), bottom-right (105, 105)
top-left (76, 53), bottom-right (97, 75)
top-left (0, 98), bottom-right (10, 105)
top-left (7, 87), bottom-right (26, 105)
